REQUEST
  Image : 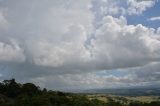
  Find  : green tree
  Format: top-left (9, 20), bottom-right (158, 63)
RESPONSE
top-left (0, 79), bottom-right (21, 97)
top-left (22, 83), bottom-right (40, 96)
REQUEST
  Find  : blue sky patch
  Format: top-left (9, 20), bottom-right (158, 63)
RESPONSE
top-left (127, 0), bottom-right (160, 28)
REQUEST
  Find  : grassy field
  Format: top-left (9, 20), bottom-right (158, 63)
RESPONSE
top-left (87, 94), bottom-right (160, 103)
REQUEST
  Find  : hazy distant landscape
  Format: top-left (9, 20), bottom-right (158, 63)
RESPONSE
top-left (82, 87), bottom-right (160, 96)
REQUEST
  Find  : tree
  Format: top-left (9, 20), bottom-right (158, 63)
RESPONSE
top-left (0, 79), bottom-right (21, 97)
top-left (22, 83), bottom-right (40, 96)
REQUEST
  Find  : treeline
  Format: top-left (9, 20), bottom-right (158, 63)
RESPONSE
top-left (0, 79), bottom-right (160, 106)
top-left (0, 79), bottom-right (106, 106)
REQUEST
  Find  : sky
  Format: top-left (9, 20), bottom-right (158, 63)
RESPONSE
top-left (0, 0), bottom-right (160, 90)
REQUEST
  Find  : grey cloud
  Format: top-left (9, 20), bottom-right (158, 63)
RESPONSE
top-left (131, 62), bottom-right (160, 82)
top-left (29, 64), bottom-right (160, 90)
top-left (0, 41), bottom-right (25, 62)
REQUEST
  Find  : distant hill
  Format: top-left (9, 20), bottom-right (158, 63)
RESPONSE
top-left (82, 87), bottom-right (160, 96)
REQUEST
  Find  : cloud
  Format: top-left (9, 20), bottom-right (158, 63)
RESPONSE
top-left (91, 0), bottom-right (156, 20)
top-left (29, 72), bottom-right (135, 90)
top-left (127, 0), bottom-right (156, 15)
top-left (90, 16), bottom-right (160, 70)
top-left (0, 0), bottom-right (160, 89)
top-left (131, 62), bottom-right (160, 82)
top-left (29, 62), bottom-right (160, 90)
top-left (0, 10), bottom-right (9, 29)
top-left (0, 40), bottom-right (25, 62)
top-left (0, 0), bottom-right (95, 80)
top-left (148, 16), bottom-right (160, 21)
